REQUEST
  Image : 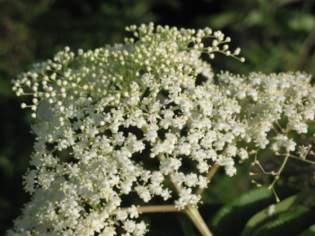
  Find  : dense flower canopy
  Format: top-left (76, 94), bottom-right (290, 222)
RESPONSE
top-left (9, 24), bottom-right (315, 236)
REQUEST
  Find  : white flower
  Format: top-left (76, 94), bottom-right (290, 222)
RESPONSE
top-left (176, 143), bottom-right (192, 155)
top-left (10, 23), bottom-right (315, 236)
top-left (238, 148), bottom-right (249, 160)
top-left (160, 158), bottom-right (182, 175)
top-left (175, 188), bottom-right (200, 209)
top-left (272, 135), bottom-right (296, 153)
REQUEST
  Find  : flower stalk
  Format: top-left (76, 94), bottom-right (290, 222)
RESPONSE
top-left (137, 205), bottom-right (179, 213)
top-left (197, 163), bottom-right (220, 196)
top-left (185, 205), bottom-right (213, 236)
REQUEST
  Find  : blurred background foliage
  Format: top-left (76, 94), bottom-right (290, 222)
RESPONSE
top-left (1, 0), bottom-right (315, 235)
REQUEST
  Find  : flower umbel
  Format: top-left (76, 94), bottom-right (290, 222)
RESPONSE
top-left (9, 23), bottom-right (315, 236)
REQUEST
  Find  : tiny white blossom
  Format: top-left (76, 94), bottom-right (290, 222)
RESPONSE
top-left (9, 23), bottom-right (315, 236)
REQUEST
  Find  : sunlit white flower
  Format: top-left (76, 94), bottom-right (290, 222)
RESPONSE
top-left (9, 23), bottom-right (315, 236)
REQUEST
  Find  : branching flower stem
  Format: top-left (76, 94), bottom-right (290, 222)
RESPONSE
top-left (136, 204), bottom-right (213, 236)
top-left (268, 153), bottom-right (289, 190)
top-left (286, 154), bottom-right (315, 165)
top-left (137, 205), bottom-right (179, 213)
top-left (196, 163), bottom-right (220, 196)
top-left (135, 150), bottom-right (314, 234)
top-left (170, 174), bottom-right (214, 236)
top-left (185, 205), bottom-right (213, 236)
top-left (137, 158), bottom-right (217, 236)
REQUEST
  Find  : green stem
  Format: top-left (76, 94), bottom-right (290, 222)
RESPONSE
top-left (288, 155), bottom-right (315, 165)
top-left (137, 205), bottom-right (179, 213)
top-left (268, 154), bottom-right (289, 189)
top-left (196, 163), bottom-right (220, 196)
top-left (158, 154), bottom-right (214, 236)
top-left (185, 205), bottom-right (213, 236)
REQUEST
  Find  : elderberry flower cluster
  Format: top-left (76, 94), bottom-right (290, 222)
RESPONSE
top-left (9, 23), bottom-right (315, 236)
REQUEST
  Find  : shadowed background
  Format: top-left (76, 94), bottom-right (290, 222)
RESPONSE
top-left (1, 0), bottom-right (315, 235)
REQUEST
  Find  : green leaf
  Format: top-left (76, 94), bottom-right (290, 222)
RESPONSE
top-left (299, 224), bottom-right (315, 236)
top-left (211, 187), bottom-right (274, 236)
top-left (250, 208), bottom-right (314, 236)
top-left (242, 194), bottom-right (307, 236)
top-left (246, 192), bottom-right (315, 236)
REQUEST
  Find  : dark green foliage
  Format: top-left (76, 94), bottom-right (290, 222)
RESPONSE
top-left (242, 193), bottom-right (300, 236)
top-left (202, 164), bottom-right (251, 205)
top-left (250, 208), bottom-right (315, 236)
top-left (243, 192), bottom-right (315, 236)
top-left (211, 188), bottom-right (274, 235)
top-left (299, 225), bottom-right (315, 236)
top-left (211, 191), bottom-right (315, 236)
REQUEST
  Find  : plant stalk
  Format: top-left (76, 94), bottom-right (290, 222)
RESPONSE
top-left (137, 205), bottom-right (179, 213)
top-left (157, 155), bottom-right (216, 236)
top-left (185, 205), bottom-right (213, 236)
top-left (197, 163), bottom-right (220, 196)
